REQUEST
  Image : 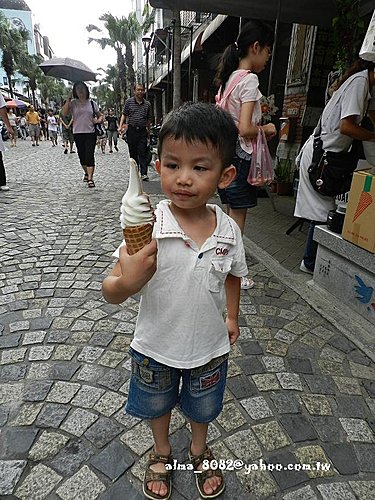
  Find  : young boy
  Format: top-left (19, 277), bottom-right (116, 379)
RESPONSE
top-left (47, 109), bottom-right (58, 146)
top-left (102, 102), bottom-right (248, 500)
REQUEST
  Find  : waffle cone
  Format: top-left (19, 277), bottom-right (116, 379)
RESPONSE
top-left (123, 223), bottom-right (153, 255)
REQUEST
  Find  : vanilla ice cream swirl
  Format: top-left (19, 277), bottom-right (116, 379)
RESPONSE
top-left (120, 159), bottom-right (154, 228)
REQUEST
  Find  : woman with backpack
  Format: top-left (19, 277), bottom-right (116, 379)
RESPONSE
top-left (215, 20), bottom-right (277, 289)
top-left (295, 59), bottom-right (375, 274)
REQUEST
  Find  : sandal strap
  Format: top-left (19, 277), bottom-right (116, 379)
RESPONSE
top-left (190, 445), bottom-right (225, 496)
top-left (145, 468), bottom-right (171, 483)
top-left (189, 446), bottom-right (214, 468)
top-left (148, 452), bottom-right (172, 465)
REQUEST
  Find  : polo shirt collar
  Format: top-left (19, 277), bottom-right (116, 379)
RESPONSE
top-left (155, 200), bottom-right (237, 245)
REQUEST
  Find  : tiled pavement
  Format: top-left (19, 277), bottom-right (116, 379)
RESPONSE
top-left (0, 139), bottom-right (374, 500)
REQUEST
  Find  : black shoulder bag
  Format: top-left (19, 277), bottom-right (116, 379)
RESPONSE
top-left (90, 100), bottom-right (105, 137)
top-left (307, 117), bottom-right (361, 197)
top-left (307, 76), bottom-right (371, 197)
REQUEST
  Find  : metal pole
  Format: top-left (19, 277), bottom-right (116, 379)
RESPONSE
top-left (167, 29), bottom-right (171, 110)
top-left (267, 0), bottom-right (281, 96)
top-left (188, 27), bottom-right (192, 100)
top-left (145, 50), bottom-right (149, 100)
top-left (171, 21), bottom-right (175, 110)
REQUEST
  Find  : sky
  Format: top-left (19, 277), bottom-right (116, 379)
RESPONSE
top-left (26, 0), bottom-right (132, 79)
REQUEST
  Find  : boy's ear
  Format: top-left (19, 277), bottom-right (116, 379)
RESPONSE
top-left (155, 159), bottom-right (161, 175)
top-left (218, 165), bottom-right (236, 189)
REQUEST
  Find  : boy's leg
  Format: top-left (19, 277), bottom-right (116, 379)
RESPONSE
top-left (147, 411), bottom-right (172, 497)
top-left (190, 421), bottom-right (223, 496)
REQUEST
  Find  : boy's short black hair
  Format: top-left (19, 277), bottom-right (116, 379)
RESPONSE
top-left (157, 102), bottom-right (238, 169)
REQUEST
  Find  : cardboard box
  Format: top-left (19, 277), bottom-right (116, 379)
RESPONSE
top-left (342, 170), bottom-right (375, 253)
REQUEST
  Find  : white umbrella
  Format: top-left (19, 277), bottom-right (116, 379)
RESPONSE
top-left (39, 57), bottom-right (97, 82)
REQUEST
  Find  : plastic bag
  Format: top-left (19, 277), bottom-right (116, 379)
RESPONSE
top-left (247, 128), bottom-right (274, 186)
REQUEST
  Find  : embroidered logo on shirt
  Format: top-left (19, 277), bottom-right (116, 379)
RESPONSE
top-left (199, 369), bottom-right (220, 389)
top-left (215, 247), bottom-right (229, 256)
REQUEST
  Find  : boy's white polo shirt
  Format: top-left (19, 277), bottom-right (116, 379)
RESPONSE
top-left (115, 200), bottom-right (248, 369)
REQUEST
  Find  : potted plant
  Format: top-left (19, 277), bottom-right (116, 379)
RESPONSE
top-left (274, 157), bottom-right (294, 195)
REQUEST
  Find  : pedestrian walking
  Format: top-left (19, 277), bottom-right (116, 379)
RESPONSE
top-left (7, 108), bottom-right (19, 147)
top-left (118, 83), bottom-right (152, 181)
top-left (47, 108), bottom-right (58, 146)
top-left (19, 114), bottom-right (27, 140)
top-left (215, 20), bottom-right (276, 289)
top-left (105, 108), bottom-right (119, 153)
top-left (102, 102), bottom-right (246, 500)
top-left (62, 81), bottom-right (103, 188)
top-left (295, 59), bottom-right (375, 274)
top-left (25, 105), bottom-right (41, 146)
top-left (0, 94), bottom-right (13, 191)
top-left (59, 103), bottom-right (75, 154)
top-left (38, 108), bottom-right (48, 141)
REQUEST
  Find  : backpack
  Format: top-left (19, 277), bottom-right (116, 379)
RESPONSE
top-left (215, 70), bottom-right (251, 111)
top-left (216, 70), bottom-right (275, 187)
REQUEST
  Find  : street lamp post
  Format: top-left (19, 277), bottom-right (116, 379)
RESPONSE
top-left (142, 34), bottom-right (152, 100)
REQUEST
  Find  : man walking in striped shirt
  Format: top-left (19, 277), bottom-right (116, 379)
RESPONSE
top-left (119, 83), bottom-right (152, 181)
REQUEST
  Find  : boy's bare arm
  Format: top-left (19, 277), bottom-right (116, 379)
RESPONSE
top-left (225, 273), bottom-right (241, 344)
top-left (102, 241), bottom-right (157, 304)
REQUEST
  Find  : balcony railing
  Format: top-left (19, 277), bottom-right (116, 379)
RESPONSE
top-left (147, 12), bottom-right (217, 87)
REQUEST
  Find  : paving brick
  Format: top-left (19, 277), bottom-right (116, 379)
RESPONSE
top-left (323, 443), bottom-right (359, 475)
top-left (99, 476), bottom-right (144, 500)
top-left (23, 380), bottom-right (53, 402)
top-left (0, 427), bottom-right (39, 459)
top-left (310, 416), bottom-right (346, 442)
top-left (85, 417), bottom-right (123, 449)
top-left (15, 463), bottom-right (62, 499)
top-left (279, 414), bottom-right (318, 442)
top-left (270, 393), bottom-right (301, 414)
top-left (241, 341), bottom-right (264, 355)
top-left (90, 440), bottom-right (134, 480)
top-left (55, 465), bottom-right (105, 500)
top-left (236, 356), bottom-right (265, 375)
top-left (0, 460), bottom-right (27, 495)
top-left (335, 396), bottom-right (369, 418)
top-left (50, 439), bottom-right (95, 476)
top-left (36, 403), bottom-right (70, 428)
top-left (226, 375), bottom-right (258, 399)
top-left (268, 451), bottom-right (309, 489)
top-left (287, 357), bottom-right (313, 374)
top-left (304, 375), bottom-right (337, 395)
top-left (339, 418), bottom-right (374, 443)
top-left (252, 420), bottom-right (290, 451)
top-left (316, 482), bottom-right (356, 500)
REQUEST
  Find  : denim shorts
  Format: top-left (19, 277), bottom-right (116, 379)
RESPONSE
top-left (125, 347), bottom-right (229, 423)
top-left (218, 155), bottom-right (257, 209)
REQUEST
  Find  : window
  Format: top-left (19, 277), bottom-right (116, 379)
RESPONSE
top-left (3, 77), bottom-right (8, 85)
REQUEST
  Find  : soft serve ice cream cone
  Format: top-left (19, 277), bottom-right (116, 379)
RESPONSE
top-left (120, 158), bottom-right (155, 255)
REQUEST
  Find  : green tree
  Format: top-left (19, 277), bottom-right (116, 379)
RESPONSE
top-left (87, 12), bottom-right (141, 101)
top-left (97, 64), bottom-right (122, 111)
top-left (92, 83), bottom-right (115, 111)
top-left (37, 75), bottom-right (67, 107)
top-left (0, 12), bottom-right (30, 97)
top-left (332, 0), bottom-right (365, 72)
top-left (17, 54), bottom-right (44, 107)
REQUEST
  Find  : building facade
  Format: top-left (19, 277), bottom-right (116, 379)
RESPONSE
top-left (0, 0), bottom-right (53, 99)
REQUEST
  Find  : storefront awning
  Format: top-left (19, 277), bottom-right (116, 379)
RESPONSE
top-left (201, 15), bottom-right (228, 44)
top-left (150, 0), bottom-right (374, 28)
top-left (151, 29), bottom-right (204, 87)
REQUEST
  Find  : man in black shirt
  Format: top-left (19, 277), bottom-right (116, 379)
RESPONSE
top-left (119, 83), bottom-right (152, 180)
